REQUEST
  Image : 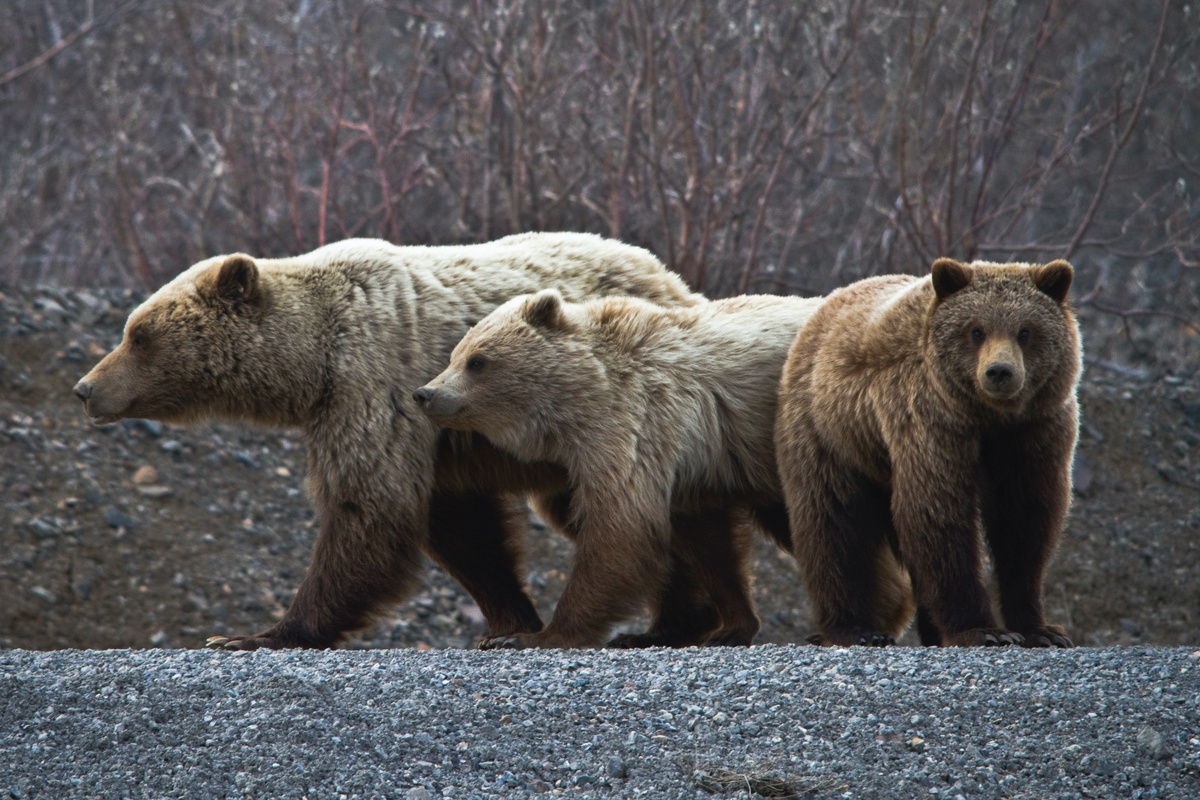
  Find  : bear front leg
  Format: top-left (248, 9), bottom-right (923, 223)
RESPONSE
top-left (425, 491), bottom-right (544, 639)
top-left (890, 443), bottom-right (1021, 647)
top-left (796, 479), bottom-right (901, 647)
top-left (980, 415), bottom-right (1076, 648)
top-left (207, 502), bottom-right (427, 650)
top-left (482, 491), bottom-right (672, 650)
top-left (780, 422), bottom-right (900, 647)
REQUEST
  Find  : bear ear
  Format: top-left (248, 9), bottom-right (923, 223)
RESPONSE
top-left (213, 254), bottom-right (260, 305)
top-left (1033, 259), bottom-right (1073, 304)
top-left (930, 258), bottom-right (973, 300)
top-left (521, 289), bottom-right (566, 330)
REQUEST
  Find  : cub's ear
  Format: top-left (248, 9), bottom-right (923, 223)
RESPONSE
top-left (930, 258), bottom-right (973, 300)
top-left (1033, 259), bottom-right (1073, 304)
top-left (213, 254), bottom-right (260, 305)
top-left (521, 289), bottom-right (566, 330)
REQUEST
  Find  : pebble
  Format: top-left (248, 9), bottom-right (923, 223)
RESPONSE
top-left (103, 507), bottom-right (139, 529)
top-left (29, 586), bottom-right (57, 604)
top-left (1136, 726), bottom-right (1173, 760)
top-left (133, 465), bottom-right (159, 484)
top-left (123, 419), bottom-right (164, 437)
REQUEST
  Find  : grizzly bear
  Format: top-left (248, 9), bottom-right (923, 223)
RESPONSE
top-left (74, 232), bottom-right (715, 649)
top-left (414, 289), bottom-right (822, 648)
top-left (775, 258), bottom-right (1080, 648)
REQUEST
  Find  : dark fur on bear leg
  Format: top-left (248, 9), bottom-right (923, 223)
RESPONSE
top-left (979, 419), bottom-right (1076, 649)
top-left (209, 498), bottom-right (428, 650)
top-left (917, 607), bottom-right (941, 646)
top-left (426, 491), bottom-right (544, 638)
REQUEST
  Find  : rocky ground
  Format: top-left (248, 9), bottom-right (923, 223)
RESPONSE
top-left (1, 286), bottom-right (1198, 652)
top-left (3, 646), bottom-right (1198, 799)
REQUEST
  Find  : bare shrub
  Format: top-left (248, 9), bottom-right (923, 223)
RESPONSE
top-left (1, 0), bottom-right (1195, 365)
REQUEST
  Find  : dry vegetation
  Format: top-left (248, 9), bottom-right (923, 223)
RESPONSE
top-left (2, 0), bottom-right (1197, 364)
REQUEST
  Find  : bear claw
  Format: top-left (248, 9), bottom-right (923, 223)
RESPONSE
top-left (943, 628), bottom-right (1024, 647)
top-left (1020, 626), bottom-right (1072, 648)
top-left (606, 633), bottom-right (663, 649)
top-left (806, 630), bottom-right (894, 647)
top-left (478, 634), bottom-right (531, 650)
top-left (205, 634), bottom-right (290, 651)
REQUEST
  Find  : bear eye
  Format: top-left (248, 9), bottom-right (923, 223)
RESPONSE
top-left (466, 355), bottom-right (487, 373)
top-left (130, 330), bottom-right (150, 349)
top-left (1017, 328), bottom-right (1031, 345)
top-left (970, 328), bottom-right (985, 345)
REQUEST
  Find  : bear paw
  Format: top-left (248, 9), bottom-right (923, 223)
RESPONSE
top-left (1019, 625), bottom-right (1072, 648)
top-left (942, 628), bottom-right (1025, 647)
top-left (478, 632), bottom-right (538, 650)
top-left (479, 630), bottom-right (602, 649)
top-left (606, 632), bottom-right (670, 649)
top-left (806, 629), bottom-right (895, 647)
top-left (205, 634), bottom-right (300, 651)
top-left (205, 633), bottom-right (319, 652)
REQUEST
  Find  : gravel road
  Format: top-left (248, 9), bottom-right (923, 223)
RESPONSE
top-left (1, 646), bottom-right (1197, 799)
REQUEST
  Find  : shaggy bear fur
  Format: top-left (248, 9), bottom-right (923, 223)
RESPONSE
top-left (415, 290), bottom-right (821, 648)
top-left (775, 258), bottom-right (1081, 648)
top-left (74, 233), bottom-right (707, 649)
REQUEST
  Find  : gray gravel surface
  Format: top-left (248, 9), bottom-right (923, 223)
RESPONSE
top-left (2, 646), bottom-right (1198, 799)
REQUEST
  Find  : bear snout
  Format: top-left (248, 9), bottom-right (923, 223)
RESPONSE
top-left (413, 384), bottom-right (465, 420)
top-left (984, 363), bottom-right (1014, 384)
top-left (73, 378), bottom-right (93, 401)
top-left (412, 386), bottom-right (436, 407)
top-left (979, 359), bottom-right (1025, 399)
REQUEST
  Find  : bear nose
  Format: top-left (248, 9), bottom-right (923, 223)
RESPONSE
top-left (73, 379), bottom-right (93, 402)
top-left (412, 387), bottom-right (435, 406)
top-left (985, 363), bottom-right (1014, 384)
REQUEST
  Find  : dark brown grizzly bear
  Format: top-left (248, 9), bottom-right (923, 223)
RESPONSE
top-left (775, 258), bottom-right (1081, 648)
top-left (74, 233), bottom-right (721, 649)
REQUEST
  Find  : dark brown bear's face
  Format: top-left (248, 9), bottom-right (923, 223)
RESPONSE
top-left (415, 290), bottom-right (575, 458)
top-left (74, 255), bottom-right (264, 425)
top-left (927, 258), bottom-right (1078, 414)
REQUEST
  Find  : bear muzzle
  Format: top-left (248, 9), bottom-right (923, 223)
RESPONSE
top-left (412, 385), bottom-right (465, 420)
top-left (976, 336), bottom-right (1027, 402)
top-left (979, 359), bottom-right (1025, 400)
top-left (73, 378), bottom-right (93, 402)
top-left (73, 372), bottom-right (133, 424)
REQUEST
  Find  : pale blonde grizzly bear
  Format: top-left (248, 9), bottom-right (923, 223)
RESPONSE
top-left (415, 290), bottom-right (822, 649)
top-left (74, 232), bottom-right (711, 650)
top-left (776, 258), bottom-right (1080, 648)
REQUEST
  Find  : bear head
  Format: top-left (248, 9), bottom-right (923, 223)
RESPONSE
top-left (926, 258), bottom-right (1079, 416)
top-left (74, 253), bottom-right (313, 427)
top-left (414, 289), bottom-right (599, 461)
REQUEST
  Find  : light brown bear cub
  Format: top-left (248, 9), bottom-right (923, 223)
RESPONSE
top-left (415, 290), bottom-right (822, 648)
top-left (776, 258), bottom-right (1080, 648)
top-left (74, 233), bottom-right (707, 650)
